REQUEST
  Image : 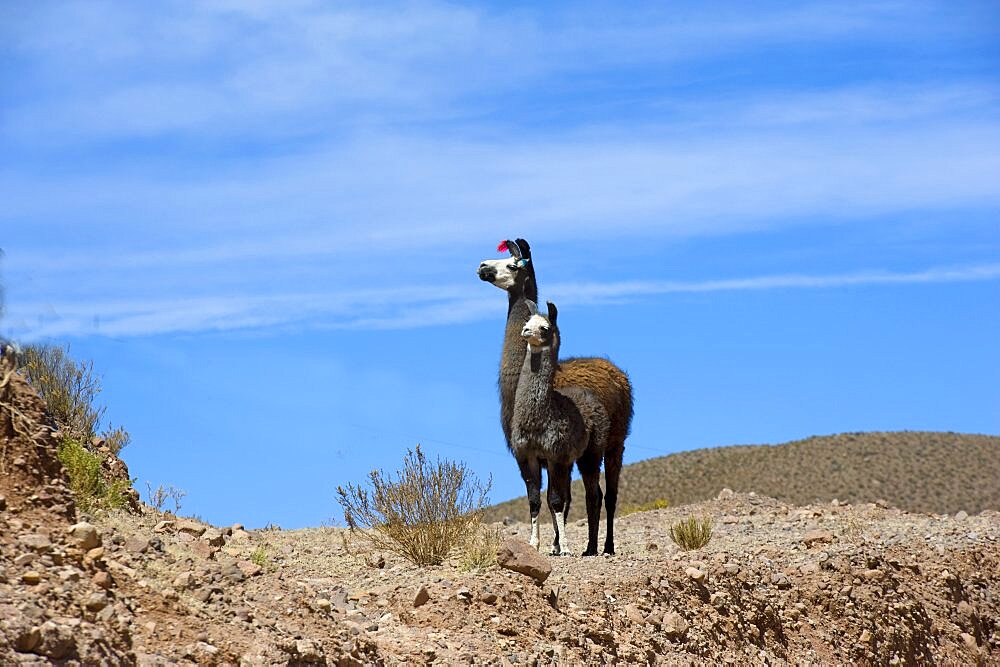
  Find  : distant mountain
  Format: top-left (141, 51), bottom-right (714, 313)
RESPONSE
top-left (484, 431), bottom-right (1000, 523)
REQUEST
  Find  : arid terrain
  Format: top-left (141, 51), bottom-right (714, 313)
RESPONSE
top-left (486, 431), bottom-right (1000, 524)
top-left (2, 359), bottom-right (999, 665)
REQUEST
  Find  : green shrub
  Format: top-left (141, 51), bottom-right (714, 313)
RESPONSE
top-left (336, 445), bottom-right (491, 567)
top-left (57, 439), bottom-right (129, 512)
top-left (669, 515), bottom-right (713, 551)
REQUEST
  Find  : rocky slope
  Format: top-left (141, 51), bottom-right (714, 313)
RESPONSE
top-left (486, 431), bottom-right (1000, 524)
top-left (2, 358), bottom-right (998, 664)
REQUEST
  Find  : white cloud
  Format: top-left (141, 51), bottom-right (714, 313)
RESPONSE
top-left (7, 263), bottom-right (998, 339)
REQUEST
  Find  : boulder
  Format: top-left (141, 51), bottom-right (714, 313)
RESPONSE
top-left (496, 539), bottom-right (552, 584)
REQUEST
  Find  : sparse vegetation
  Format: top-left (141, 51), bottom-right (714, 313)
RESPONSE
top-left (145, 482), bottom-right (187, 513)
top-left (14, 342), bottom-right (137, 512)
top-left (669, 515), bottom-right (713, 551)
top-left (336, 445), bottom-right (491, 567)
top-left (250, 544), bottom-right (269, 568)
top-left (57, 438), bottom-right (131, 511)
top-left (459, 522), bottom-right (503, 572)
top-left (18, 344), bottom-right (130, 453)
top-left (620, 498), bottom-right (669, 516)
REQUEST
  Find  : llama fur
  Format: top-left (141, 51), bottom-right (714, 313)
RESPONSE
top-left (478, 239), bottom-right (633, 555)
top-left (512, 301), bottom-right (610, 555)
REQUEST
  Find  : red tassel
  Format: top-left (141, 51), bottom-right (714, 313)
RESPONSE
top-left (497, 240), bottom-right (509, 253)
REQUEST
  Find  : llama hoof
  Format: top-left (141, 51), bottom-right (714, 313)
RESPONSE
top-left (602, 548), bottom-right (615, 556)
top-left (581, 548), bottom-right (599, 557)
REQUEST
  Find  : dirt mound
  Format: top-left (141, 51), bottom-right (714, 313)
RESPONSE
top-left (486, 431), bottom-right (1000, 524)
top-left (79, 490), bottom-right (1000, 664)
top-left (0, 352), bottom-right (136, 663)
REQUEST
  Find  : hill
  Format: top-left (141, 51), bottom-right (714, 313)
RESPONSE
top-left (484, 431), bottom-right (1000, 523)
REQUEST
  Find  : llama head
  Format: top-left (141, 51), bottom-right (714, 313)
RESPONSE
top-left (477, 238), bottom-right (533, 291)
top-left (521, 299), bottom-right (557, 352)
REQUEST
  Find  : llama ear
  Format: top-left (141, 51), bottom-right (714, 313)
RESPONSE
top-left (505, 240), bottom-right (522, 260)
top-left (513, 238), bottom-right (532, 259)
top-left (525, 299), bottom-right (538, 316)
top-left (546, 301), bottom-right (558, 326)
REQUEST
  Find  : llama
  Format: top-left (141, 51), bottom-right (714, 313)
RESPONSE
top-left (478, 239), bottom-right (633, 555)
top-left (512, 300), bottom-right (609, 555)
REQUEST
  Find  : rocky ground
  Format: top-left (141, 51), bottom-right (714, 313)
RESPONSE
top-left (2, 358), bottom-right (999, 665)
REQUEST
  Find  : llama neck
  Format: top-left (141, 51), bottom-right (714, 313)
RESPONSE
top-left (498, 272), bottom-right (538, 443)
top-left (515, 345), bottom-right (557, 420)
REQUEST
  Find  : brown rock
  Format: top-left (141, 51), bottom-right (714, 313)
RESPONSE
top-left (176, 520), bottom-right (206, 537)
top-left (961, 632), bottom-right (978, 650)
top-left (84, 592), bottom-right (109, 611)
top-left (153, 520), bottom-right (175, 533)
top-left (496, 539), bottom-right (552, 584)
top-left (662, 611), bottom-right (689, 639)
top-left (237, 560), bottom-right (263, 577)
top-left (413, 585), bottom-right (431, 607)
top-left (201, 528), bottom-right (225, 547)
top-left (802, 529), bottom-right (834, 547)
top-left (22, 570), bottom-right (42, 585)
top-left (191, 541), bottom-right (219, 559)
top-left (173, 571), bottom-right (195, 589)
top-left (68, 522), bottom-right (101, 550)
top-left (92, 571), bottom-right (112, 589)
top-left (37, 620), bottom-right (75, 659)
top-left (685, 567), bottom-right (706, 584)
top-left (125, 534), bottom-right (151, 554)
top-left (86, 546), bottom-right (105, 561)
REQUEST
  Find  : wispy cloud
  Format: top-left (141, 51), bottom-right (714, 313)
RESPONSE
top-left (8, 263), bottom-right (998, 339)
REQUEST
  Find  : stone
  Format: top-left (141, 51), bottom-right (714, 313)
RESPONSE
top-left (237, 560), bottom-right (263, 577)
top-left (955, 510), bottom-right (969, 521)
top-left (717, 488), bottom-right (735, 500)
top-left (802, 529), bottom-right (834, 547)
top-left (37, 620), bottom-right (75, 659)
top-left (176, 520), bottom-right (206, 537)
top-left (799, 562), bottom-right (819, 575)
top-left (685, 567), bottom-right (706, 584)
top-left (479, 591), bottom-right (498, 605)
top-left (86, 546), bottom-right (105, 561)
top-left (221, 562), bottom-right (245, 582)
top-left (0, 494), bottom-right (6, 511)
top-left (68, 522), bottom-right (101, 550)
top-left (496, 539), bottom-right (552, 584)
top-left (153, 520), bottom-right (175, 533)
top-left (93, 571), bottom-right (112, 589)
top-left (295, 639), bottom-right (324, 662)
top-left (662, 611), bottom-right (689, 639)
top-left (173, 571), bottom-right (195, 590)
top-left (14, 553), bottom-right (36, 566)
top-left (22, 570), bottom-right (42, 585)
top-left (860, 629), bottom-right (872, 643)
top-left (21, 533), bottom-right (53, 552)
top-left (413, 585), bottom-right (431, 607)
top-left (961, 632), bottom-right (978, 650)
top-left (721, 515), bottom-right (739, 524)
top-left (15, 626), bottom-right (41, 652)
top-left (624, 604), bottom-right (646, 625)
top-left (201, 529), bottom-right (225, 547)
top-left (191, 541), bottom-right (219, 559)
top-left (125, 534), bottom-right (151, 554)
top-left (315, 598), bottom-right (332, 612)
top-left (84, 592), bottom-right (108, 611)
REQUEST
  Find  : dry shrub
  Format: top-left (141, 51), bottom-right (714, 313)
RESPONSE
top-left (459, 522), bottom-right (503, 572)
top-left (669, 515), bottom-right (713, 551)
top-left (18, 343), bottom-right (130, 454)
top-left (336, 445), bottom-right (491, 567)
top-left (620, 497), bottom-right (669, 516)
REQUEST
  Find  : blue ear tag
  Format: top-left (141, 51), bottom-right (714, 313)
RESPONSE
top-left (517, 258), bottom-right (530, 267)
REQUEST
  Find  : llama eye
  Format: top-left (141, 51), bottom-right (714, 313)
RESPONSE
top-left (507, 264), bottom-right (519, 271)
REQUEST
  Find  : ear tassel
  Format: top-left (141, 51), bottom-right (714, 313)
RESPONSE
top-left (497, 240), bottom-right (509, 253)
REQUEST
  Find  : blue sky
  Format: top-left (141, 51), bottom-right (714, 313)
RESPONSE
top-left (2, 1), bottom-right (998, 528)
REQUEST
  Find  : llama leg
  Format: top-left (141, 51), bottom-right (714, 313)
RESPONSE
top-left (577, 454), bottom-right (603, 556)
top-left (603, 447), bottom-right (623, 555)
top-left (517, 456), bottom-right (543, 549)
top-left (546, 462), bottom-right (572, 556)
